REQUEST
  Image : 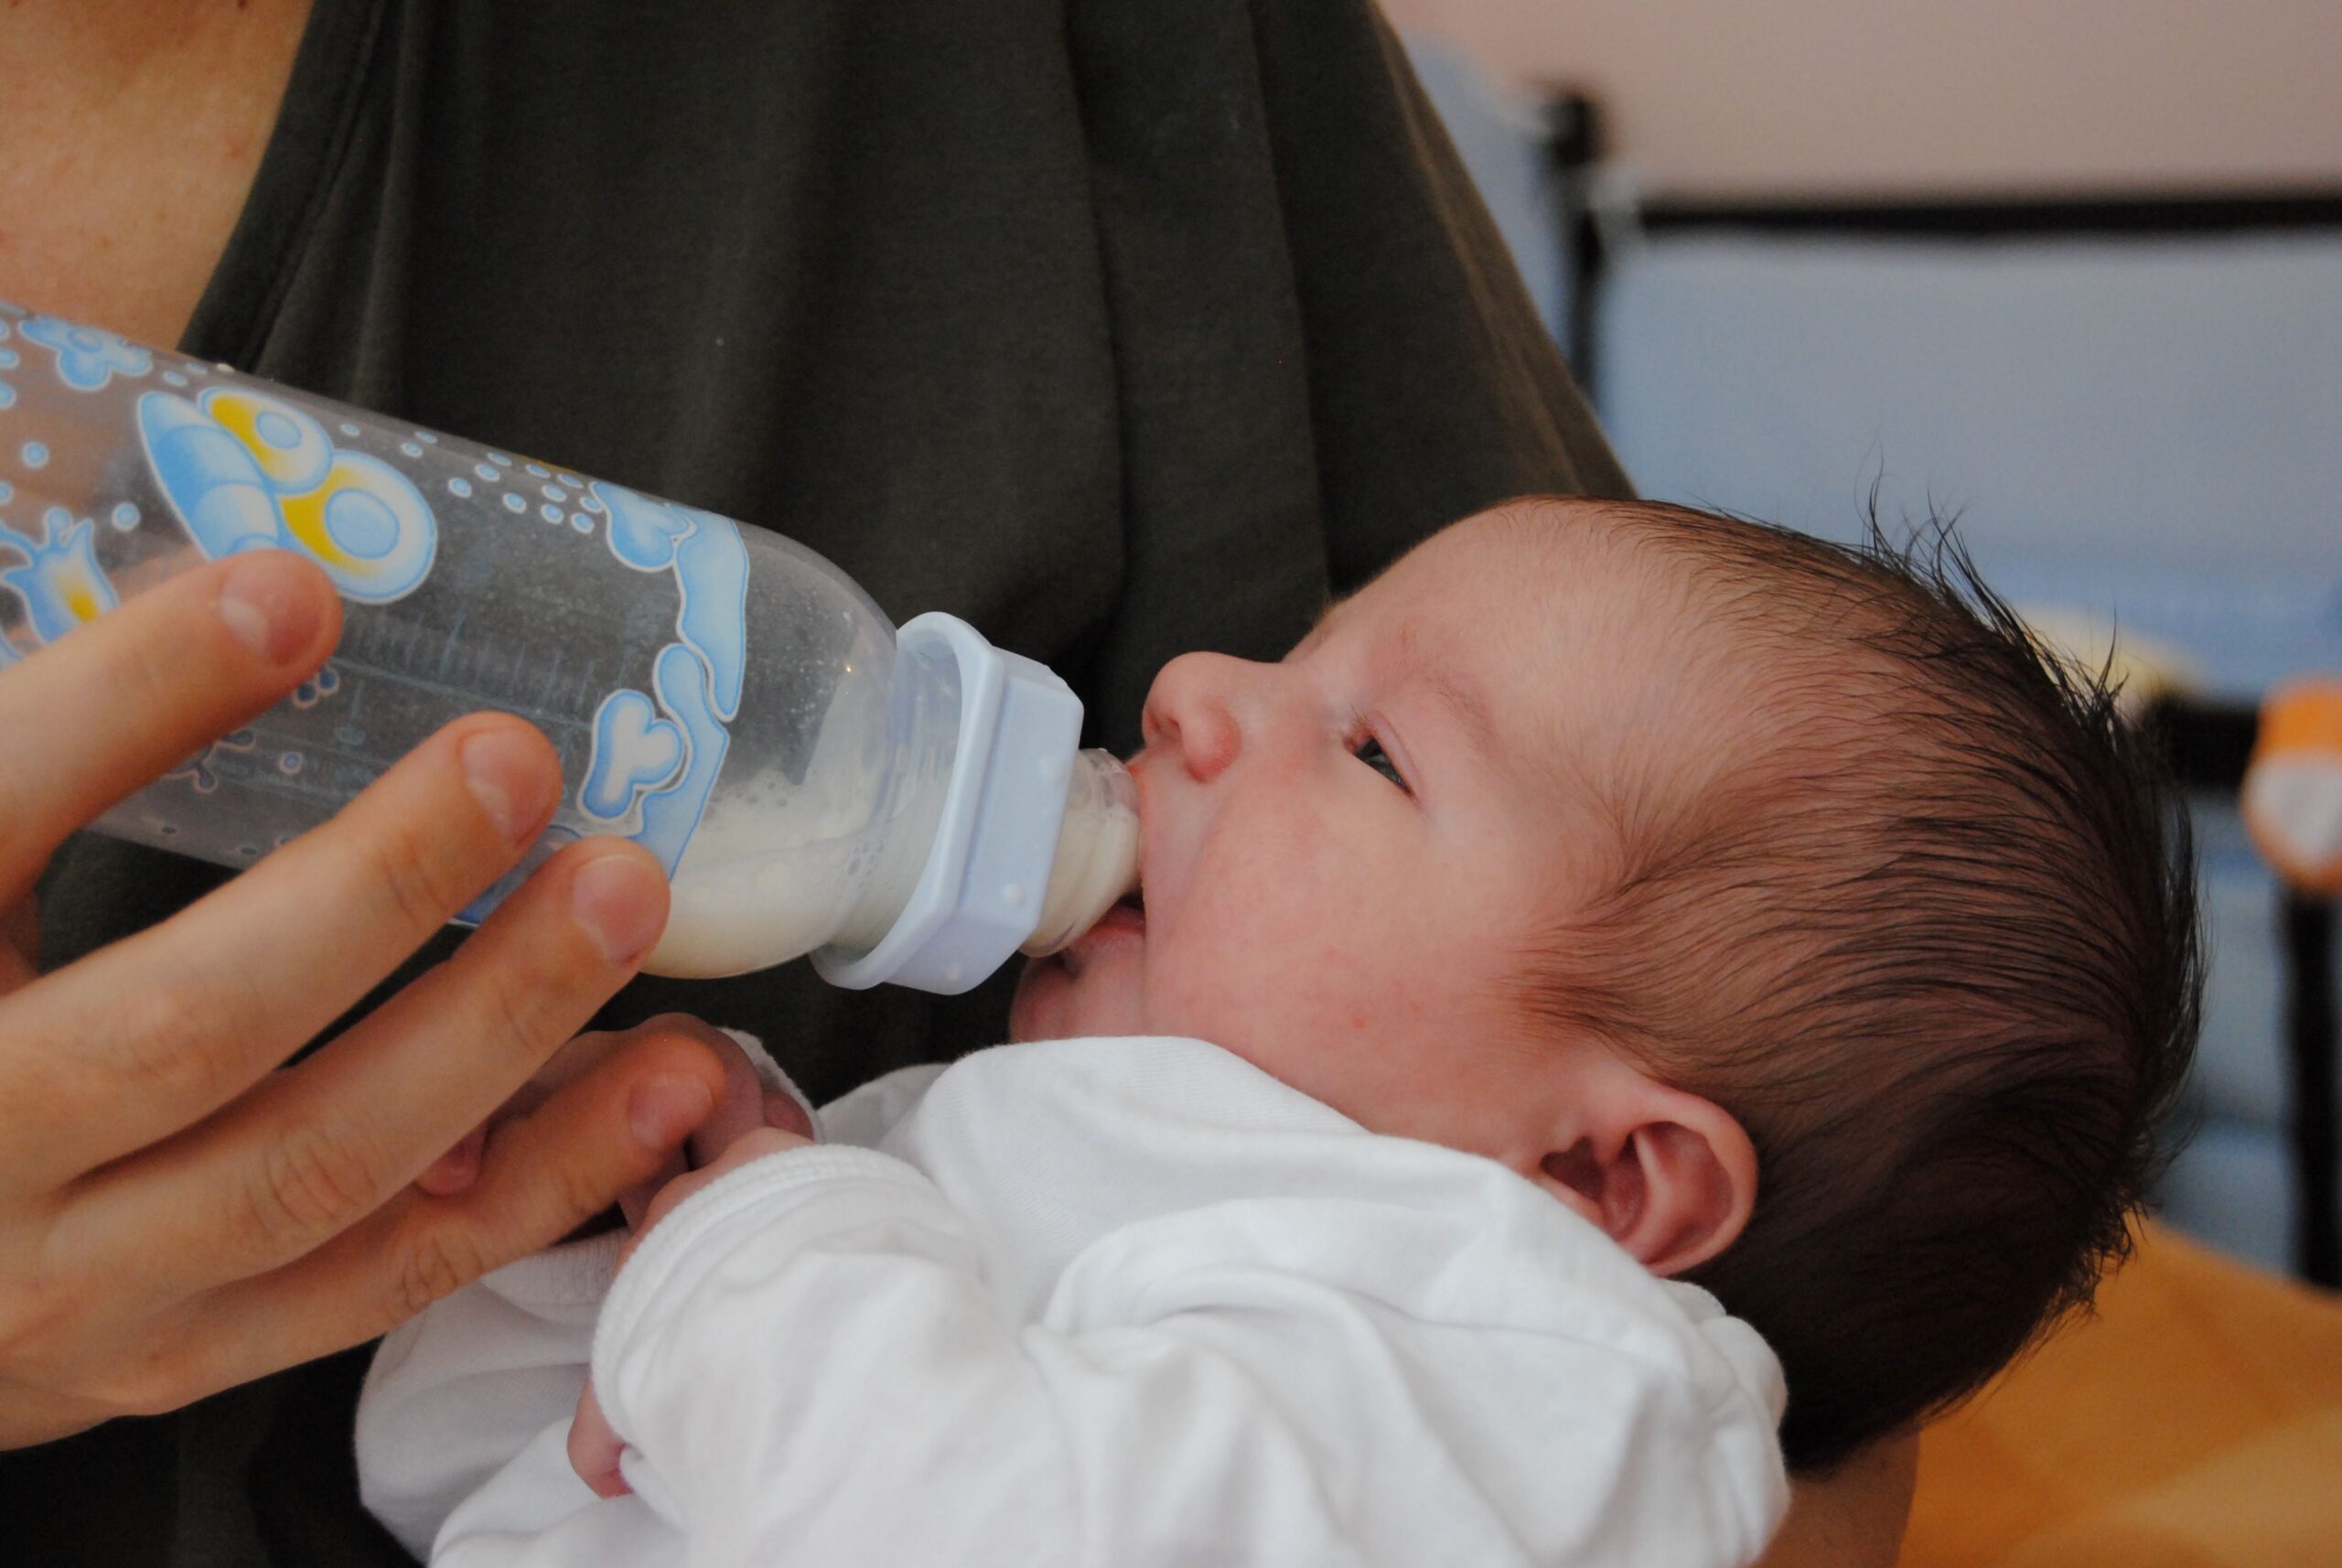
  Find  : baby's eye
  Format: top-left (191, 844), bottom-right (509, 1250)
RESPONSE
top-left (1352, 734), bottom-right (1410, 793)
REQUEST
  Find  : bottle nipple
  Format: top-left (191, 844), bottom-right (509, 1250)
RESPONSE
top-left (1022, 750), bottom-right (1141, 954)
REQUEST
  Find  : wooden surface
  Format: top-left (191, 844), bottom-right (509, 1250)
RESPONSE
top-left (1899, 1222), bottom-right (2342, 1567)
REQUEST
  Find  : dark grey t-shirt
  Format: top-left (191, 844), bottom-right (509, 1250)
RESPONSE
top-left (10, 0), bottom-right (1627, 1560)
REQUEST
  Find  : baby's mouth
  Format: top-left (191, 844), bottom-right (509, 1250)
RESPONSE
top-left (1090, 886), bottom-right (1146, 937)
top-left (1058, 886), bottom-right (1144, 980)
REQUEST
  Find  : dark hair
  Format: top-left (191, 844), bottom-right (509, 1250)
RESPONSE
top-left (1510, 499), bottom-right (2201, 1472)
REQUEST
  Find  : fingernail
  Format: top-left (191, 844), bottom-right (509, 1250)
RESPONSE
top-left (629, 1074), bottom-right (714, 1151)
top-left (216, 553), bottom-right (325, 664)
top-left (460, 726), bottom-right (557, 843)
top-left (572, 852), bottom-right (669, 964)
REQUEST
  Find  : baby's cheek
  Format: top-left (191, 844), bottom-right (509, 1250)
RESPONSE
top-left (1150, 940), bottom-right (1284, 1053)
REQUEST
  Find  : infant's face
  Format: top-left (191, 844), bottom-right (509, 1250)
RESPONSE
top-left (1012, 502), bottom-right (1713, 1165)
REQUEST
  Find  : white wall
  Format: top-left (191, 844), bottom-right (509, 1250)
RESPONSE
top-left (1384, 0), bottom-right (2342, 196)
top-left (1594, 231), bottom-right (2342, 696)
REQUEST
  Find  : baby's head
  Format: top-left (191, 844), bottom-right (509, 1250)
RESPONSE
top-left (1011, 497), bottom-right (2199, 1470)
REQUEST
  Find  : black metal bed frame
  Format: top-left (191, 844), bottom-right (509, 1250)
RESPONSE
top-left (1537, 94), bottom-right (2341, 1285)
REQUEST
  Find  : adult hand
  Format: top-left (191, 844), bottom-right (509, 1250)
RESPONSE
top-left (411, 1015), bottom-right (811, 1224)
top-left (0, 551), bottom-right (732, 1448)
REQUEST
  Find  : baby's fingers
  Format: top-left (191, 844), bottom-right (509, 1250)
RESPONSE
top-left (414, 1126), bottom-right (486, 1198)
top-left (618, 1150), bottom-right (687, 1232)
top-left (569, 1382), bottom-right (630, 1498)
top-left (620, 1125), bottom-right (811, 1265)
top-left (686, 1029), bottom-right (776, 1167)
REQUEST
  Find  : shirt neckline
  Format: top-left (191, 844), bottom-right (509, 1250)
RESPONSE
top-left (178, 0), bottom-right (389, 366)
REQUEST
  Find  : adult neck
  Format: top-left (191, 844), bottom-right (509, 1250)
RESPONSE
top-left (0, 0), bottom-right (315, 346)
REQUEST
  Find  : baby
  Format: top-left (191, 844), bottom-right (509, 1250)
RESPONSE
top-left (356, 498), bottom-right (2198, 1567)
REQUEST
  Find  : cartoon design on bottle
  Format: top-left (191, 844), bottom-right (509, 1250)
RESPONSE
top-left (166, 727), bottom-right (255, 796)
top-left (18, 315), bottom-right (152, 392)
top-left (580, 481), bottom-right (749, 875)
top-left (0, 504), bottom-right (121, 650)
top-left (579, 690), bottom-right (685, 818)
top-left (136, 387), bottom-right (437, 603)
top-left (291, 663), bottom-right (342, 709)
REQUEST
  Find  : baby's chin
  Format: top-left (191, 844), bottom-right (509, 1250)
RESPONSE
top-left (1007, 940), bottom-right (1147, 1042)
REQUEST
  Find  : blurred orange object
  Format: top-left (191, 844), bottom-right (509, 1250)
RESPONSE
top-left (1898, 1222), bottom-right (2342, 1567)
top-left (2243, 679), bottom-right (2342, 896)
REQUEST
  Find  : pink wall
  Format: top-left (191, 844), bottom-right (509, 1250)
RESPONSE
top-left (1385, 0), bottom-right (2342, 197)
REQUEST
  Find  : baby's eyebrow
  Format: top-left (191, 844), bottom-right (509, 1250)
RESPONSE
top-left (1287, 596), bottom-right (1345, 660)
top-left (1395, 621), bottom-right (1501, 763)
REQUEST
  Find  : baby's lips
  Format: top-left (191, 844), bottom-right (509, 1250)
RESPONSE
top-left (2241, 679), bottom-right (2342, 895)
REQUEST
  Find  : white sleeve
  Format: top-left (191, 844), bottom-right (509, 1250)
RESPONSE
top-left (352, 1035), bottom-right (943, 1568)
top-left (571, 1147), bottom-right (1096, 1563)
top-left (490, 1144), bottom-right (1765, 1568)
top-left (355, 1233), bottom-right (623, 1561)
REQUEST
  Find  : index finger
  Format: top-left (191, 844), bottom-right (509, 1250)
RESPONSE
top-left (58, 835), bottom-right (672, 1293)
top-left (0, 552), bottom-right (339, 907)
top-left (3, 711), bottom-right (565, 1183)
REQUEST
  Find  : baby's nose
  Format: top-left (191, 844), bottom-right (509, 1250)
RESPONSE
top-left (1142, 652), bottom-right (1247, 782)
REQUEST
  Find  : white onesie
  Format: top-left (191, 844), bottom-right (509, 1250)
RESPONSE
top-left (357, 1036), bottom-right (1788, 1567)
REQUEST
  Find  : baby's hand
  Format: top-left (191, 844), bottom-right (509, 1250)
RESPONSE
top-left (567, 1124), bottom-right (813, 1498)
top-left (624, 1122), bottom-right (814, 1235)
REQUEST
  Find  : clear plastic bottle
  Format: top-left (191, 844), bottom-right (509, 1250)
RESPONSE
top-left (0, 300), bottom-right (1137, 991)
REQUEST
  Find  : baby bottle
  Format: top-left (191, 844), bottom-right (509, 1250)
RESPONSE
top-left (0, 300), bottom-right (1137, 991)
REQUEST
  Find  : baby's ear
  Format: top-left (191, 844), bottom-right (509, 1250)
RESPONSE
top-left (1535, 1073), bottom-right (1756, 1277)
